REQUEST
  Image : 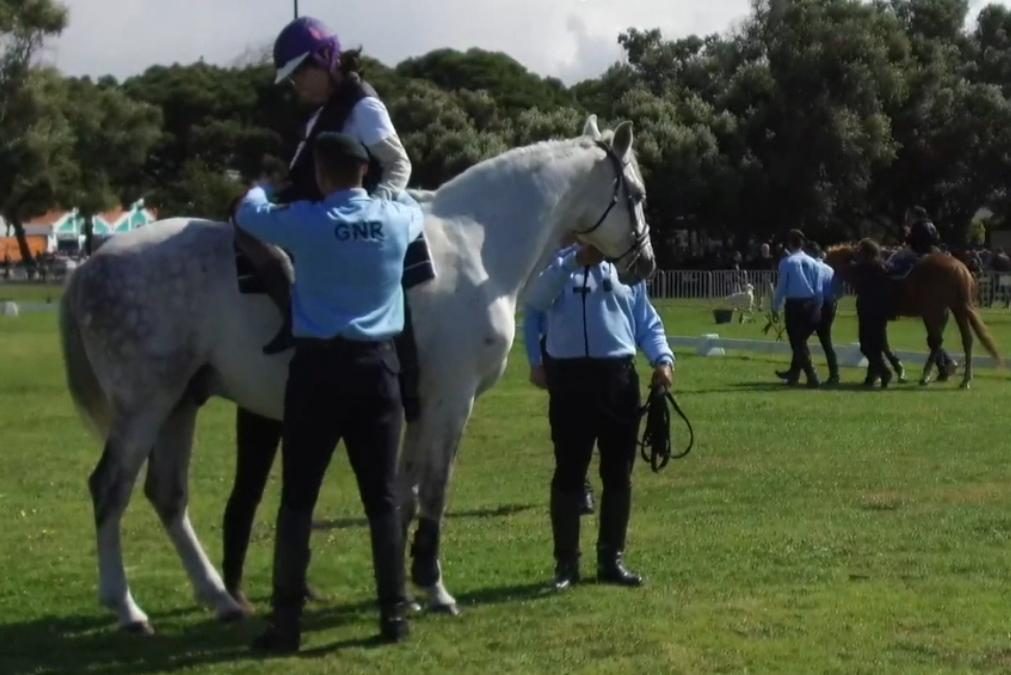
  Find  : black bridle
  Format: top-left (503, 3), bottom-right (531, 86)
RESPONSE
top-left (576, 141), bottom-right (651, 273)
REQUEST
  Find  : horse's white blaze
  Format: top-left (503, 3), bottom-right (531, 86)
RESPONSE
top-left (61, 119), bottom-right (654, 627)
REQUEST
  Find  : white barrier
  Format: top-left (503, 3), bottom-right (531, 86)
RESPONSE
top-left (1, 301), bottom-right (19, 317)
top-left (669, 334), bottom-right (1001, 370)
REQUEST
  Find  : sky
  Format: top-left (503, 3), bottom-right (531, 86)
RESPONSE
top-left (45, 0), bottom-right (1007, 85)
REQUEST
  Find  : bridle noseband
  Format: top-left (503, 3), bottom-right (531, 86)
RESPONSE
top-left (576, 141), bottom-right (651, 271)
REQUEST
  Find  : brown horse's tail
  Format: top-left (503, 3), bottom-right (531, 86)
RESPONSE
top-left (959, 269), bottom-right (1002, 364)
top-left (967, 307), bottom-right (1002, 364)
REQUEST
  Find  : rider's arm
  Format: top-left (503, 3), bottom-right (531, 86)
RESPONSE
top-left (349, 97), bottom-right (412, 199)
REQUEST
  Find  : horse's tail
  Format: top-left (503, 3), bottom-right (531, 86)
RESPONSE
top-left (59, 278), bottom-right (112, 439)
top-left (956, 264), bottom-right (1003, 365)
top-left (967, 307), bottom-right (1002, 365)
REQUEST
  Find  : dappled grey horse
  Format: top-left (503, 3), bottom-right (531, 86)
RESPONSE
top-left (59, 116), bottom-right (656, 633)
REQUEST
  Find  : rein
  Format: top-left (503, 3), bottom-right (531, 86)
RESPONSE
top-left (576, 141), bottom-right (650, 272)
top-left (637, 386), bottom-right (695, 473)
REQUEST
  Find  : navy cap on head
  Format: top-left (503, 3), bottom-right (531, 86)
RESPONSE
top-left (314, 132), bottom-right (370, 165)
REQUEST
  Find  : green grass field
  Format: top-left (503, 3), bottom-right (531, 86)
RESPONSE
top-left (3, 285), bottom-right (1011, 674)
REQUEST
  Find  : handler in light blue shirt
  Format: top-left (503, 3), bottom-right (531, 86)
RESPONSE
top-left (771, 230), bottom-right (823, 387)
top-left (233, 131), bottom-right (422, 652)
top-left (772, 246), bottom-right (822, 313)
top-left (525, 246), bottom-right (675, 368)
top-left (524, 243), bottom-right (673, 592)
top-left (236, 162), bottom-right (423, 343)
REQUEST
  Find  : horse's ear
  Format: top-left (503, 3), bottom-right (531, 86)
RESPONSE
top-left (583, 114), bottom-right (602, 140)
top-left (612, 121), bottom-right (634, 160)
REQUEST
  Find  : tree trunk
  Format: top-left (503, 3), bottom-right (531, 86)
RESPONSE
top-left (10, 218), bottom-right (37, 271)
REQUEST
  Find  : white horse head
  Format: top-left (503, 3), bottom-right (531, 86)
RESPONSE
top-left (565, 115), bottom-right (656, 284)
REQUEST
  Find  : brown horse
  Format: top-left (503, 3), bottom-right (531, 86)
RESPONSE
top-left (825, 243), bottom-right (1001, 389)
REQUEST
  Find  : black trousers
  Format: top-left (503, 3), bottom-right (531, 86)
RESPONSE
top-left (784, 298), bottom-right (819, 381)
top-left (815, 300), bottom-right (838, 377)
top-left (270, 337), bottom-right (405, 612)
top-left (547, 358), bottom-right (640, 497)
top-left (858, 311), bottom-right (890, 379)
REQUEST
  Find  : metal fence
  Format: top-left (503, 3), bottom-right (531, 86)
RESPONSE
top-left (648, 270), bottom-right (778, 301)
top-left (648, 268), bottom-right (1011, 309)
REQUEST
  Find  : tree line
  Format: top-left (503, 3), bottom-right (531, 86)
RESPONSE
top-left (4, 0), bottom-right (1011, 269)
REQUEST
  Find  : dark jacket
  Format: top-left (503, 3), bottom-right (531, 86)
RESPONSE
top-left (277, 75), bottom-right (383, 204)
top-left (906, 219), bottom-right (940, 256)
top-left (852, 260), bottom-right (894, 319)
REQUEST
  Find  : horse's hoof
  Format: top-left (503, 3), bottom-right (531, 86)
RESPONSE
top-left (960, 382), bottom-right (971, 390)
top-left (122, 620), bottom-right (155, 636)
top-left (919, 379), bottom-right (930, 387)
top-left (431, 602), bottom-right (461, 616)
top-left (407, 601), bottom-right (423, 615)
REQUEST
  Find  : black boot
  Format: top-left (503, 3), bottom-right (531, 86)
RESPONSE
top-left (252, 506), bottom-right (311, 654)
top-left (252, 606), bottom-right (301, 654)
top-left (597, 486), bottom-right (642, 587)
top-left (803, 364), bottom-right (820, 389)
top-left (368, 511), bottom-right (410, 643)
top-left (775, 368), bottom-right (798, 384)
top-left (550, 487), bottom-right (581, 591)
top-left (579, 479), bottom-right (595, 515)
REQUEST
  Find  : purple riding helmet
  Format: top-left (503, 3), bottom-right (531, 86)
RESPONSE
top-left (272, 16), bottom-right (342, 84)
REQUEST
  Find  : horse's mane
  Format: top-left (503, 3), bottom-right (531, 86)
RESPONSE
top-left (435, 135), bottom-right (603, 195)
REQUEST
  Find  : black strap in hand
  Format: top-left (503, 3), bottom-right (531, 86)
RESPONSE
top-left (637, 386), bottom-right (694, 473)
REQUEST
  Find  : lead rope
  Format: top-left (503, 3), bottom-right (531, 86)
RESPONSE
top-left (637, 386), bottom-right (694, 473)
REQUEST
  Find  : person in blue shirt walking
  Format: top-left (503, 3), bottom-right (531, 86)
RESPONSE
top-left (772, 229), bottom-right (823, 388)
top-left (234, 132), bottom-right (423, 653)
top-left (778, 242), bottom-right (839, 385)
top-left (526, 243), bottom-right (674, 591)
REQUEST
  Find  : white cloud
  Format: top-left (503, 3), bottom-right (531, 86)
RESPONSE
top-left (48, 0), bottom-right (753, 83)
top-left (46, 0), bottom-right (1011, 85)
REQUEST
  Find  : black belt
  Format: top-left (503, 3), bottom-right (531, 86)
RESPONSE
top-left (546, 356), bottom-right (634, 370)
top-left (293, 335), bottom-right (393, 353)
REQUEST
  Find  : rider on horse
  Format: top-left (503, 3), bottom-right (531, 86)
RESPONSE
top-left (886, 206), bottom-right (940, 277)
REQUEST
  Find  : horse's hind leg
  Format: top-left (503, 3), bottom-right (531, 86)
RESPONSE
top-left (406, 393), bottom-right (476, 616)
top-left (144, 402), bottom-right (244, 621)
top-left (953, 311), bottom-right (974, 389)
top-left (90, 403), bottom-right (172, 633)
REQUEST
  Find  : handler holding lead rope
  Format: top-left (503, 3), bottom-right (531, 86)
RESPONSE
top-left (234, 132), bottom-right (422, 653)
top-left (525, 243), bottom-right (675, 591)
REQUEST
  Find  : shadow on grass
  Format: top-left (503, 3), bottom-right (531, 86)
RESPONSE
top-left (0, 610), bottom-right (256, 675)
top-left (313, 503), bottom-right (537, 532)
top-left (0, 579), bottom-right (554, 673)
